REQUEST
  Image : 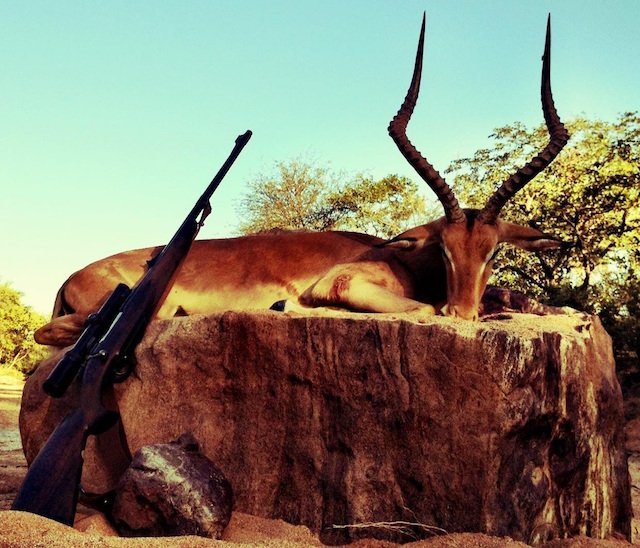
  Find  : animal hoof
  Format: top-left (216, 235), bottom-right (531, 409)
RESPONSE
top-left (270, 300), bottom-right (287, 312)
top-left (481, 313), bottom-right (513, 322)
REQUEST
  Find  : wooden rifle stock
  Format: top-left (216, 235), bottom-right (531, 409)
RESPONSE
top-left (10, 404), bottom-right (116, 524)
top-left (12, 130), bottom-right (252, 524)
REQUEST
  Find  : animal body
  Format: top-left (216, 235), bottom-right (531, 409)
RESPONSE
top-left (35, 15), bottom-right (569, 348)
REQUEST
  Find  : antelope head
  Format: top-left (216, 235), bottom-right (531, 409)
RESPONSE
top-left (387, 14), bottom-right (570, 320)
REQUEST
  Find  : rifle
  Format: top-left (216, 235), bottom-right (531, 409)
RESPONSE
top-left (12, 130), bottom-right (252, 525)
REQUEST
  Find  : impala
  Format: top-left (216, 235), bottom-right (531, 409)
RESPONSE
top-left (35, 15), bottom-right (569, 348)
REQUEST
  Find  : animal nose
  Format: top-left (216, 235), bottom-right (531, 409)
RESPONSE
top-left (441, 304), bottom-right (479, 321)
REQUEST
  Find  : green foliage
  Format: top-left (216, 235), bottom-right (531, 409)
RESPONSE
top-left (446, 112), bottom-right (640, 369)
top-left (238, 160), bottom-right (338, 233)
top-left (326, 175), bottom-right (430, 238)
top-left (0, 283), bottom-right (48, 375)
top-left (237, 159), bottom-right (432, 239)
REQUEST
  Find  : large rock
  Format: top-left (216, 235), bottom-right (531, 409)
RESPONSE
top-left (20, 308), bottom-right (631, 544)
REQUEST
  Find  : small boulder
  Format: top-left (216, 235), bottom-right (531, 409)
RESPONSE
top-left (110, 433), bottom-right (232, 539)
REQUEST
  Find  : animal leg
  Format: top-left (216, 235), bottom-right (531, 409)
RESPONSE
top-left (301, 268), bottom-right (436, 319)
top-left (331, 281), bottom-right (436, 318)
top-left (270, 299), bottom-right (343, 316)
top-left (34, 313), bottom-right (89, 347)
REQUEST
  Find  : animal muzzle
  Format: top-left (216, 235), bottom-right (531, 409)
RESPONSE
top-left (440, 303), bottom-right (479, 321)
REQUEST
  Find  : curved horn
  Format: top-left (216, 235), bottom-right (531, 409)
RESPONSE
top-left (388, 13), bottom-right (465, 224)
top-left (479, 15), bottom-right (570, 224)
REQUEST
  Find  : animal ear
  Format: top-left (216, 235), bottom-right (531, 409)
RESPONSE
top-left (378, 223), bottom-right (442, 251)
top-left (383, 237), bottom-right (419, 251)
top-left (498, 221), bottom-right (566, 251)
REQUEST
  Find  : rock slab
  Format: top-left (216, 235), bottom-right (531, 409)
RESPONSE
top-left (21, 310), bottom-right (632, 544)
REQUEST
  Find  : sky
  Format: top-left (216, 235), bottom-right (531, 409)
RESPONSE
top-left (1, 1), bottom-right (638, 315)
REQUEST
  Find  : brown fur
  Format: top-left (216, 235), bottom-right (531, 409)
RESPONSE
top-left (34, 216), bottom-right (563, 348)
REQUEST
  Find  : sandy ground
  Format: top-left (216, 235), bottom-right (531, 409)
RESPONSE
top-left (0, 370), bottom-right (636, 547)
top-left (0, 371), bottom-right (28, 512)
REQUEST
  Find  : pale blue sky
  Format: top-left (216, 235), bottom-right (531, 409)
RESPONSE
top-left (1, 1), bottom-right (638, 314)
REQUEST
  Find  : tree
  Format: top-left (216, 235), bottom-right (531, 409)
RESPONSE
top-left (238, 160), bottom-right (338, 233)
top-left (446, 112), bottom-right (640, 371)
top-left (0, 283), bottom-right (48, 375)
top-left (237, 159), bottom-right (431, 239)
top-left (325, 174), bottom-right (431, 238)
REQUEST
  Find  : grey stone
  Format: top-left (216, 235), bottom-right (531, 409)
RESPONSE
top-left (110, 433), bottom-right (232, 539)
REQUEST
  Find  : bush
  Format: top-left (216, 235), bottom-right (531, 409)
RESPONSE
top-left (0, 283), bottom-right (49, 376)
